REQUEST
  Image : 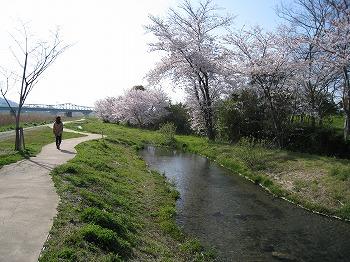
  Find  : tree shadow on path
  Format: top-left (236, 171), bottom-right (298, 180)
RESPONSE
top-left (59, 149), bottom-right (76, 155)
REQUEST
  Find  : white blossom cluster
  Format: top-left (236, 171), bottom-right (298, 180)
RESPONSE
top-left (95, 87), bottom-right (169, 127)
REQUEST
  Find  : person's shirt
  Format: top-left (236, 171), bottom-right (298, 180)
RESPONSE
top-left (53, 122), bottom-right (64, 136)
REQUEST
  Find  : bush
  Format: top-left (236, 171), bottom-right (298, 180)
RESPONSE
top-left (284, 125), bottom-right (350, 158)
top-left (216, 90), bottom-right (270, 142)
top-left (159, 122), bottom-right (176, 146)
top-left (155, 103), bottom-right (192, 134)
top-left (235, 137), bottom-right (274, 171)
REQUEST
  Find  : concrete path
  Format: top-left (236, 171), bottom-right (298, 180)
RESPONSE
top-left (0, 129), bottom-right (101, 262)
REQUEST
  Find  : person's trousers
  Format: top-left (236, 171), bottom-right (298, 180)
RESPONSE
top-left (56, 135), bottom-right (62, 148)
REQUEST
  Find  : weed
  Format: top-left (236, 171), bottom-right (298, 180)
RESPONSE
top-left (79, 224), bottom-right (131, 254)
top-left (330, 166), bottom-right (350, 181)
top-left (337, 204), bottom-right (350, 218)
top-left (80, 208), bottom-right (130, 236)
top-left (159, 122), bottom-right (176, 146)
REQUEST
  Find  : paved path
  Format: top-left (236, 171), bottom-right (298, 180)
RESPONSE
top-left (0, 129), bottom-right (101, 262)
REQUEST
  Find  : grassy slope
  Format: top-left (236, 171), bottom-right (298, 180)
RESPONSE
top-left (0, 121), bottom-right (52, 132)
top-left (66, 119), bottom-right (350, 220)
top-left (0, 115), bottom-right (82, 132)
top-left (0, 127), bottom-right (84, 168)
top-left (40, 124), bottom-right (213, 261)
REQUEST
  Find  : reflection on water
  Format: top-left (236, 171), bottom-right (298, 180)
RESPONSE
top-left (140, 146), bottom-right (350, 262)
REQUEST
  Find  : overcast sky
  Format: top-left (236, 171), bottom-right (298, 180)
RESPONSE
top-left (0, 0), bottom-right (287, 106)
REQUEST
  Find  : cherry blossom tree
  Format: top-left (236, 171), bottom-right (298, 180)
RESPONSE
top-left (146, 0), bottom-right (232, 139)
top-left (95, 87), bottom-right (170, 127)
top-left (117, 87), bottom-right (169, 127)
top-left (277, 0), bottom-right (342, 130)
top-left (225, 27), bottom-right (296, 146)
top-left (318, 0), bottom-right (350, 139)
top-left (279, 0), bottom-right (350, 139)
top-left (95, 97), bottom-right (120, 123)
top-left (278, 0), bottom-right (339, 126)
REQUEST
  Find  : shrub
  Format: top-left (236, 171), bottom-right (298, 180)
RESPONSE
top-left (284, 125), bottom-right (350, 158)
top-left (329, 166), bottom-right (350, 181)
top-left (235, 137), bottom-right (273, 171)
top-left (216, 90), bottom-right (267, 143)
top-left (158, 122), bottom-right (176, 146)
top-left (154, 103), bottom-right (192, 134)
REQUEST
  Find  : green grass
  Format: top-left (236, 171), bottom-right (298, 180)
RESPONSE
top-left (40, 138), bottom-right (212, 261)
top-left (0, 114), bottom-right (83, 132)
top-left (0, 121), bottom-right (51, 132)
top-left (65, 119), bottom-right (350, 220)
top-left (0, 127), bottom-right (84, 168)
top-left (328, 114), bottom-right (344, 130)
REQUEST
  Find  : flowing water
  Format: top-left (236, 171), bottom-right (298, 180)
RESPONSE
top-left (140, 146), bottom-right (350, 262)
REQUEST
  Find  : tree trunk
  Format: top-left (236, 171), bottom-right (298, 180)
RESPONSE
top-left (205, 106), bottom-right (215, 140)
top-left (344, 113), bottom-right (350, 141)
top-left (196, 72), bottom-right (215, 140)
top-left (311, 116), bottom-right (316, 128)
top-left (203, 76), bottom-right (215, 140)
top-left (308, 81), bottom-right (316, 128)
top-left (264, 88), bottom-right (283, 147)
top-left (343, 67), bottom-right (350, 141)
top-left (318, 117), bottom-right (323, 127)
top-left (14, 110), bottom-right (23, 151)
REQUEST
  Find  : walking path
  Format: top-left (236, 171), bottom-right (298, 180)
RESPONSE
top-left (0, 129), bottom-right (101, 262)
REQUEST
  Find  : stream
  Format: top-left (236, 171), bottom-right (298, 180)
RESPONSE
top-left (140, 146), bottom-right (350, 262)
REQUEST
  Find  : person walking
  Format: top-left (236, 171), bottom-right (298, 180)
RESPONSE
top-left (53, 116), bottom-right (63, 150)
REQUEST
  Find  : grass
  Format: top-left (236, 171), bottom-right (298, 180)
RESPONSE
top-left (328, 114), bottom-right (344, 130)
top-left (0, 113), bottom-right (83, 132)
top-left (0, 127), bottom-right (84, 168)
top-left (40, 137), bottom-right (213, 261)
top-left (65, 119), bottom-right (350, 220)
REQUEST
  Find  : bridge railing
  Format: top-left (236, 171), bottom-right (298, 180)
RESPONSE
top-left (0, 103), bottom-right (94, 112)
top-left (22, 103), bottom-right (94, 111)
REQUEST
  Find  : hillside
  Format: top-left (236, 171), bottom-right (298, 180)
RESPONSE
top-left (0, 97), bottom-right (17, 107)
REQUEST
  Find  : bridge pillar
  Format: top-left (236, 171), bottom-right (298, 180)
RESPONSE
top-left (65, 111), bottom-right (73, 117)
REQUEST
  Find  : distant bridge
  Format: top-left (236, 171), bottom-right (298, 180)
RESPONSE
top-left (0, 103), bottom-right (94, 117)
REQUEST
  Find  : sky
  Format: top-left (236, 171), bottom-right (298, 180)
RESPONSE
top-left (0, 0), bottom-right (290, 107)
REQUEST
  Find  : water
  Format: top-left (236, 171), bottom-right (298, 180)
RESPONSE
top-left (140, 146), bottom-right (350, 262)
